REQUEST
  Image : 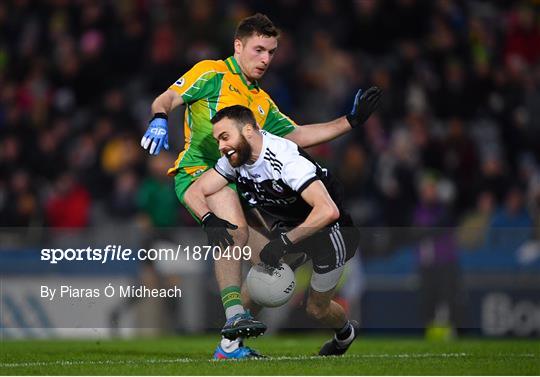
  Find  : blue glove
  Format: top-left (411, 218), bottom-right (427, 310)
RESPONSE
top-left (141, 113), bottom-right (169, 155)
top-left (346, 86), bottom-right (382, 128)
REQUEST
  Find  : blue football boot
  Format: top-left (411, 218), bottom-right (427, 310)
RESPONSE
top-left (213, 343), bottom-right (265, 360)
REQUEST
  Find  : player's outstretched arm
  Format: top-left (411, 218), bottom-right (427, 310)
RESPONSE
top-left (151, 89), bottom-right (185, 115)
top-left (141, 89), bottom-right (184, 155)
top-left (285, 86), bottom-right (381, 148)
top-left (259, 180), bottom-right (339, 267)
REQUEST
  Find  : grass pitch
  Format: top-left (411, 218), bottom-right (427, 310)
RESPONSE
top-left (1, 335), bottom-right (538, 375)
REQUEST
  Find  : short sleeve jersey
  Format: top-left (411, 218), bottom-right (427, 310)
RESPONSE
top-left (214, 131), bottom-right (344, 224)
top-left (167, 56), bottom-right (296, 176)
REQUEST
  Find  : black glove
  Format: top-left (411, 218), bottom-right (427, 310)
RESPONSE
top-left (260, 233), bottom-right (293, 268)
top-left (201, 212), bottom-right (238, 247)
top-left (346, 86), bottom-right (382, 128)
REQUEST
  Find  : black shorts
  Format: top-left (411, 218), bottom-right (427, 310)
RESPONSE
top-left (270, 215), bottom-right (359, 274)
top-left (294, 222), bottom-right (359, 274)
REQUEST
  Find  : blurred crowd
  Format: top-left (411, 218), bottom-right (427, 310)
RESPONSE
top-left (1, 0), bottom-right (539, 253)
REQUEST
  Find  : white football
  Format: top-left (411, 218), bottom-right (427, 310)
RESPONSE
top-left (246, 263), bottom-right (296, 307)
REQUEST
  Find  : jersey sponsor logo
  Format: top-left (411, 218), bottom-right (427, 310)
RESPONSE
top-left (257, 105), bottom-right (265, 115)
top-left (238, 177), bottom-right (297, 207)
top-left (175, 78), bottom-right (185, 87)
top-left (228, 84), bottom-right (240, 95)
top-left (241, 190), bottom-right (297, 207)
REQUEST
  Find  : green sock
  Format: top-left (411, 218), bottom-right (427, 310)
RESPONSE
top-left (221, 286), bottom-right (244, 319)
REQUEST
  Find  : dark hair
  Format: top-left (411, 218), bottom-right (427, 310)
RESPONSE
top-left (211, 105), bottom-right (258, 129)
top-left (235, 13), bottom-right (280, 41)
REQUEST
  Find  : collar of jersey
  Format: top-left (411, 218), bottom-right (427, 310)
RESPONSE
top-left (225, 56), bottom-right (259, 91)
top-left (246, 132), bottom-right (268, 169)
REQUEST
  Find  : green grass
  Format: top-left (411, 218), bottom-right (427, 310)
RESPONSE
top-left (1, 335), bottom-right (538, 375)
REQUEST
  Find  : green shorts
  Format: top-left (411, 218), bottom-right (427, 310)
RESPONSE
top-left (174, 167), bottom-right (237, 222)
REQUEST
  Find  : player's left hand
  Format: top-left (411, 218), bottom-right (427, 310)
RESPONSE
top-left (346, 86), bottom-right (382, 128)
top-left (260, 233), bottom-right (293, 268)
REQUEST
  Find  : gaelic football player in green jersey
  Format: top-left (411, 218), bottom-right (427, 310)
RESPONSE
top-left (141, 13), bottom-right (381, 359)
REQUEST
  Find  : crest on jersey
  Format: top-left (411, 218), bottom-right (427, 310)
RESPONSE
top-left (272, 180), bottom-right (284, 193)
top-left (175, 78), bottom-right (185, 87)
top-left (258, 105), bottom-right (265, 115)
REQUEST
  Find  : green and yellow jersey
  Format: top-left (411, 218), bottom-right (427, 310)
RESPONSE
top-left (167, 56), bottom-right (296, 177)
top-left (167, 56), bottom-right (297, 208)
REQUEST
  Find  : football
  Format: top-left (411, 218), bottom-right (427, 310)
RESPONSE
top-left (246, 263), bottom-right (296, 307)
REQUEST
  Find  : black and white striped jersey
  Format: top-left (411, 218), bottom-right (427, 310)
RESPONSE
top-left (214, 131), bottom-right (347, 225)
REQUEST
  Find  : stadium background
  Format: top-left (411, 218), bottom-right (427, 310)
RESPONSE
top-left (1, 0), bottom-right (539, 340)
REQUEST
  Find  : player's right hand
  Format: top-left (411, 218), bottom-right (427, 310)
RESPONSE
top-left (201, 212), bottom-right (239, 248)
top-left (141, 113), bottom-right (169, 155)
top-left (260, 233), bottom-right (292, 268)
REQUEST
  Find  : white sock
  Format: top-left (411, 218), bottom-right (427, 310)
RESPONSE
top-left (335, 325), bottom-right (355, 347)
top-left (220, 337), bottom-right (242, 352)
top-left (225, 305), bottom-right (245, 320)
